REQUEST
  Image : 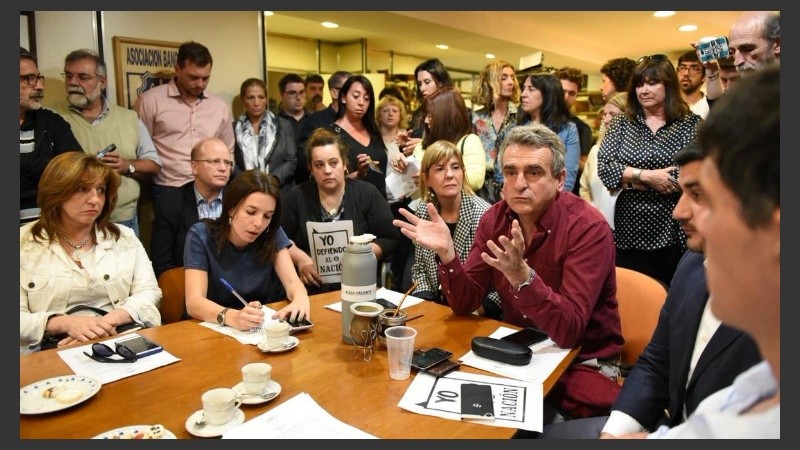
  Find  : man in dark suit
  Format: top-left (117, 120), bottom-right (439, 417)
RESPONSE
top-left (151, 137), bottom-right (231, 278)
top-left (539, 141), bottom-right (762, 438)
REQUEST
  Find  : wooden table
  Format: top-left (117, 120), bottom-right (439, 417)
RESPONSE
top-left (20, 291), bottom-right (578, 439)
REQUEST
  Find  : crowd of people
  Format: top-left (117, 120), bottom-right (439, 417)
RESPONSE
top-left (19, 10), bottom-right (780, 439)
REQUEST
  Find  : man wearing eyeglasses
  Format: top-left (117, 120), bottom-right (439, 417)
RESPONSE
top-left (677, 50), bottom-right (709, 119)
top-left (19, 47), bottom-right (83, 225)
top-left (151, 137), bottom-right (232, 278)
top-left (133, 41), bottom-right (235, 210)
top-left (53, 49), bottom-right (162, 237)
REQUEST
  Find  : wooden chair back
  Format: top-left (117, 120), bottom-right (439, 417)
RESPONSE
top-left (157, 267), bottom-right (186, 325)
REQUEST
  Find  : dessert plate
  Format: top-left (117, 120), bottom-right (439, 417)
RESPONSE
top-left (92, 424), bottom-right (176, 439)
top-left (20, 375), bottom-right (101, 414)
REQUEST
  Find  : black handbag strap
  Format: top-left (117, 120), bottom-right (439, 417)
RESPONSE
top-left (64, 305), bottom-right (107, 316)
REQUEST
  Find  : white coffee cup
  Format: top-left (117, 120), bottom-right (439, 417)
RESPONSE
top-left (262, 321), bottom-right (290, 350)
top-left (241, 362), bottom-right (271, 395)
top-left (201, 387), bottom-right (242, 425)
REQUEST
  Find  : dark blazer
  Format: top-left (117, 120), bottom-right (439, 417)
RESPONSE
top-left (20, 108), bottom-right (83, 210)
top-left (150, 181), bottom-right (202, 278)
top-left (614, 250), bottom-right (762, 430)
top-left (233, 114), bottom-right (297, 193)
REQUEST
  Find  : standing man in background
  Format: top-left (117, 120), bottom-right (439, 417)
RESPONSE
top-left (676, 50), bottom-right (709, 119)
top-left (703, 10), bottom-right (779, 101)
top-left (20, 47), bottom-right (83, 224)
top-left (54, 49), bottom-right (161, 236)
top-left (555, 67), bottom-right (594, 195)
top-left (277, 73), bottom-right (310, 147)
top-left (304, 73), bottom-right (326, 113)
top-left (134, 41), bottom-right (234, 210)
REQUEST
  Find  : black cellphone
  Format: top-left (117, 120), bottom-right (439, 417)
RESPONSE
top-left (286, 317), bottom-right (313, 332)
top-left (411, 347), bottom-right (453, 371)
top-left (501, 327), bottom-right (549, 347)
top-left (115, 335), bottom-right (163, 358)
top-left (373, 298), bottom-right (397, 310)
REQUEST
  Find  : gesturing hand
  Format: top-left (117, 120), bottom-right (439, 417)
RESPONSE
top-left (393, 203), bottom-right (456, 263)
top-left (479, 219), bottom-right (530, 285)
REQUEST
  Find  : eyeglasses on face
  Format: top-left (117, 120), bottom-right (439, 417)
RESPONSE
top-left (637, 54), bottom-right (669, 64)
top-left (83, 342), bottom-right (137, 363)
top-left (677, 65), bottom-right (704, 75)
top-left (62, 72), bottom-right (99, 82)
top-left (283, 90), bottom-right (305, 97)
top-left (20, 74), bottom-right (45, 87)
top-left (193, 158), bottom-right (234, 168)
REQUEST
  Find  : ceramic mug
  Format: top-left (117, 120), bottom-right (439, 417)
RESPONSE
top-left (201, 387), bottom-right (242, 425)
top-left (241, 362), bottom-right (271, 395)
top-left (262, 321), bottom-right (291, 350)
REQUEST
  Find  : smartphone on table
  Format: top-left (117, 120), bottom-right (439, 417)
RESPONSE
top-left (115, 335), bottom-right (163, 358)
top-left (501, 327), bottom-right (549, 347)
top-left (411, 347), bottom-right (453, 371)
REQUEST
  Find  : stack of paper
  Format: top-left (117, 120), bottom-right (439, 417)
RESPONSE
top-left (223, 392), bottom-right (377, 439)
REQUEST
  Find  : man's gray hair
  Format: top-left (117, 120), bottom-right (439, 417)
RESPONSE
top-left (499, 124), bottom-right (566, 176)
top-left (65, 48), bottom-right (107, 77)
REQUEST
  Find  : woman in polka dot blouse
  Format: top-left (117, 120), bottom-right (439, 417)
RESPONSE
top-left (597, 55), bottom-right (702, 286)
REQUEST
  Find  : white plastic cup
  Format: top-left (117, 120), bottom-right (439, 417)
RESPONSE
top-left (385, 326), bottom-right (417, 380)
top-left (241, 362), bottom-right (271, 395)
top-left (201, 387), bottom-right (242, 425)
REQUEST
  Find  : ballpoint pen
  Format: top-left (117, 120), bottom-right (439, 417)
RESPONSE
top-left (220, 277), bottom-right (262, 332)
top-left (219, 277), bottom-right (249, 308)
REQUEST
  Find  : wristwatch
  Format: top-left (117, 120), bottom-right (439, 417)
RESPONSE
top-left (127, 162), bottom-right (136, 175)
top-left (216, 307), bottom-right (230, 326)
top-left (513, 267), bottom-right (536, 292)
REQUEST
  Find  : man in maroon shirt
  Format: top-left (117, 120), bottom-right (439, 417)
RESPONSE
top-left (395, 124), bottom-right (623, 421)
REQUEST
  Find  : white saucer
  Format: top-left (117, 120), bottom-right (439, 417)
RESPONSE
top-left (232, 380), bottom-right (282, 405)
top-left (184, 408), bottom-right (245, 438)
top-left (257, 335), bottom-right (299, 353)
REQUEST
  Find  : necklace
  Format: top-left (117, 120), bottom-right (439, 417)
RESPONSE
top-left (57, 233), bottom-right (92, 261)
top-left (58, 233), bottom-right (91, 250)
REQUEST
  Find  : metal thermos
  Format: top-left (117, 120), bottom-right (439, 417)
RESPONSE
top-left (341, 234), bottom-right (377, 344)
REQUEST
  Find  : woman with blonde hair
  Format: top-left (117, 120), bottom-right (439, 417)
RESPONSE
top-left (579, 92), bottom-right (627, 228)
top-left (20, 152), bottom-right (161, 353)
top-left (471, 60), bottom-right (521, 203)
top-left (410, 140), bottom-right (500, 317)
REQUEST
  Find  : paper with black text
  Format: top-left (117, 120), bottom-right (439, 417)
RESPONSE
top-left (398, 370), bottom-right (543, 431)
top-left (223, 392), bottom-right (377, 439)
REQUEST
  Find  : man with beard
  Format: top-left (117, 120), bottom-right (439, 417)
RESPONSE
top-left (677, 50), bottom-right (709, 119)
top-left (53, 49), bottom-right (161, 236)
top-left (304, 73), bottom-right (325, 113)
top-left (703, 11), bottom-right (779, 101)
top-left (19, 47), bottom-right (82, 225)
top-left (538, 141), bottom-right (761, 438)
